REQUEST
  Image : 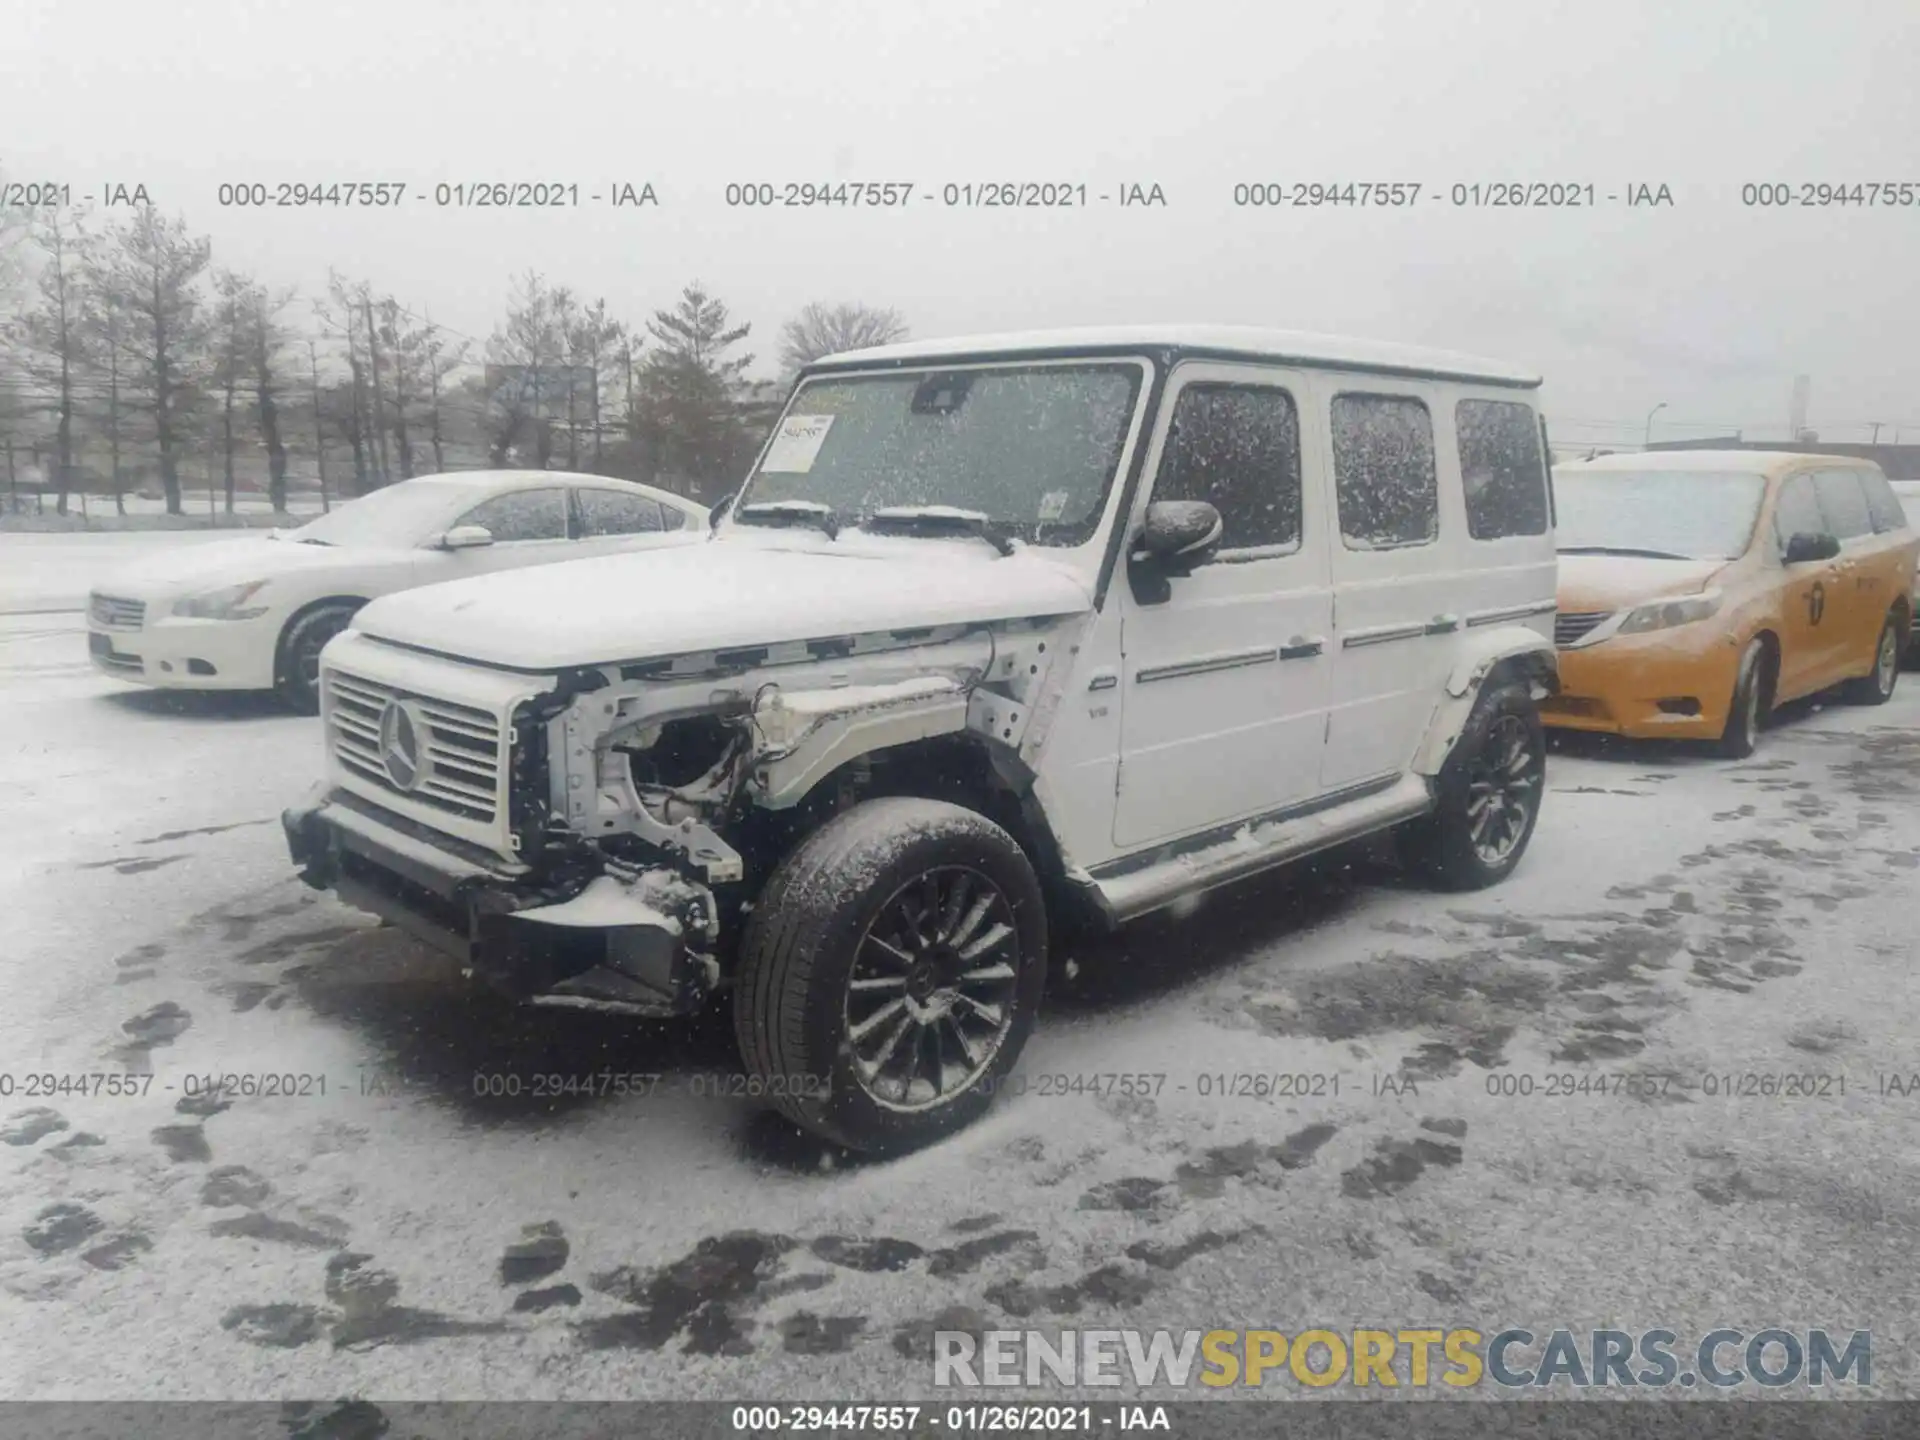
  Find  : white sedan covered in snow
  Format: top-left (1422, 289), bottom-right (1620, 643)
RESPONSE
top-left (86, 470), bottom-right (710, 711)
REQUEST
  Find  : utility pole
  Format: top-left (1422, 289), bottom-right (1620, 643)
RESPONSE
top-left (309, 339), bottom-right (330, 512)
top-left (362, 290), bottom-right (391, 487)
top-left (1870, 422), bottom-right (1884, 445)
top-left (1644, 401), bottom-right (1667, 449)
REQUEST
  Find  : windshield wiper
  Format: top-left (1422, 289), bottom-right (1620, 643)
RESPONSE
top-left (863, 505), bottom-right (1017, 556)
top-left (1557, 544), bottom-right (1695, 561)
top-left (735, 499), bottom-right (841, 540)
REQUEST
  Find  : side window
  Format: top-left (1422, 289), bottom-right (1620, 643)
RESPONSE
top-left (1772, 474), bottom-right (1827, 551)
top-left (1457, 398), bottom-right (1550, 539)
top-left (1154, 382), bottom-right (1302, 552)
top-left (661, 505), bottom-right (690, 532)
top-left (577, 488), bottom-right (665, 536)
top-left (456, 488), bottom-right (569, 542)
top-left (1331, 393), bottom-right (1438, 549)
top-left (1860, 471), bottom-right (1908, 533)
top-left (1813, 469), bottom-right (1873, 540)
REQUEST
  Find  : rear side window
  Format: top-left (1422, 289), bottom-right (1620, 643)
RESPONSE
top-left (456, 488), bottom-right (569, 542)
top-left (1860, 471), bottom-right (1908, 533)
top-left (1772, 474), bottom-right (1827, 548)
top-left (577, 488), bottom-right (665, 536)
top-left (1332, 394), bottom-right (1438, 549)
top-left (661, 505), bottom-right (690, 531)
top-left (1154, 382), bottom-right (1303, 552)
top-left (1813, 470), bottom-right (1873, 539)
top-left (1457, 399), bottom-right (1550, 539)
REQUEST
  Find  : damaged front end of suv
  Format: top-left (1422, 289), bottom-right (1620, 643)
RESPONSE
top-left (283, 605), bottom-right (1079, 1020)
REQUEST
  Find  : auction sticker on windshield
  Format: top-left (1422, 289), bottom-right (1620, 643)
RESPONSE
top-left (761, 414), bottom-right (834, 472)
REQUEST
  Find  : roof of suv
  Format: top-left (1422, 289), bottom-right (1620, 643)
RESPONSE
top-left (808, 325), bottom-right (1541, 388)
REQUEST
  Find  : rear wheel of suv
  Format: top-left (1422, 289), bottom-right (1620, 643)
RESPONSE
top-left (275, 601), bottom-right (360, 715)
top-left (733, 796), bottom-right (1048, 1154)
top-left (1396, 679), bottom-right (1545, 892)
top-left (1841, 612), bottom-right (1901, 706)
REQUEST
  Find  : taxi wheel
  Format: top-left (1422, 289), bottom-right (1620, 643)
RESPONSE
top-left (1715, 639), bottom-right (1769, 759)
top-left (1841, 613), bottom-right (1901, 706)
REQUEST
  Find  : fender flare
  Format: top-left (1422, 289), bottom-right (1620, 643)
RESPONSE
top-left (1412, 625), bottom-right (1558, 777)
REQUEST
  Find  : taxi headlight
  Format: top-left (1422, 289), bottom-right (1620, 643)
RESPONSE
top-left (1617, 590), bottom-right (1722, 635)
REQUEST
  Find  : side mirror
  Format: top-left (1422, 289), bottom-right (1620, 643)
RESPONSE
top-left (438, 524), bottom-right (495, 550)
top-left (1783, 531), bottom-right (1839, 564)
top-left (1132, 500), bottom-right (1224, 571)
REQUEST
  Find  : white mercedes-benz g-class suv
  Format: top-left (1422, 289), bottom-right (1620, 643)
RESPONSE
top-left (284, 325), bottom-right (1559, 1153)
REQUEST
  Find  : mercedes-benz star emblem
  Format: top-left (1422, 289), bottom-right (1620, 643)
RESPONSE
top-left (378, 700), bottom-right (431, 792)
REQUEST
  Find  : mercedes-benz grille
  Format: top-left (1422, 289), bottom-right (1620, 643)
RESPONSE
top-left (325, 669), bottom-right (505, 825)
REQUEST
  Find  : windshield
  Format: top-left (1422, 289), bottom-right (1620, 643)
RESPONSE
top-left (734, 363), bottom-right (1145, 547)
top-left (285, 480), bottom-right (487, 546)
top-left (1552, 469), bottom-right (1766, 561)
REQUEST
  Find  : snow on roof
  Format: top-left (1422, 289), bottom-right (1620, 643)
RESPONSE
top-left (811, 325), bottom-right (1540, 386)
top-left (1557, 450), bottom-right (1863, 476)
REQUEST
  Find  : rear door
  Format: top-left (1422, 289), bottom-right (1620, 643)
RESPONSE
top-left (1317, 381), bottom-right (1461, 791)
top-left (572, 485), bottom-right (674, 558)
top-left (1811, 469), bottom-right (1884, 682)
top-left (1113, 363), bottom-right (1333, 849)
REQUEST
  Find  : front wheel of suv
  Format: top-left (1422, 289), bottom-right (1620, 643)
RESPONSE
top-left (733, 796), bottom-right (1048, 1155)
top-left (1396, 679), bottom-right (1546, 892)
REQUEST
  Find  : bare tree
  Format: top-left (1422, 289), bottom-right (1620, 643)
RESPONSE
top-left (483, 271), bottom-right (565, 467)
top-left (91, 210), bottom-right (211, 514)
top-left (5, 208), bottom-right (93, 514)
top-left (243, 281), bottom-right (299, 510)
top-left (213, 270), bottom-right (247, 512)
top-left (777, 301), bottom-right (908, 376)
top-left (317, 274), bottom-right (377, 493)
top-left (422, 317), bottom-right (468, 474)
top-left (564, 295), bottom-right (625, 470)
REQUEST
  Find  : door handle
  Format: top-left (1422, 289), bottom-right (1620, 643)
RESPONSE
top-left (1279, 636), bottom-right (1325, 660)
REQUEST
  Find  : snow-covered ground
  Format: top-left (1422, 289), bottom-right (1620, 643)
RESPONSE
top-left (2, 534), bottom-right (1918, 1402)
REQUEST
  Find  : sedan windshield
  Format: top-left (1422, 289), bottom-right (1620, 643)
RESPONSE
top-left (735, 363), bottom-right (1144, 547)
top-left (1553, 470), bottom-right (1767, 561)
top-left (284, 480), bottom-right (488, 546)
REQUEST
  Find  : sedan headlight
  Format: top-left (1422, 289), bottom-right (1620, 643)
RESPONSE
top-left (171, 580), bottom-right (271, 620)
top-left (1617, 590), bottom-right (1722, 635)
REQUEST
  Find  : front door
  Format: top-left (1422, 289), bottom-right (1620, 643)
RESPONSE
top-left (1113, 363), bottom-right (1333, 850)
top-left (1768, 471), bottom-right (1842, 699)
top-left (419, 486), bottom-right (575, 581)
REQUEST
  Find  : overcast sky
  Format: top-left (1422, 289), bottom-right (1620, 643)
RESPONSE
top-left (5, 0), bottom-right (1918, 447)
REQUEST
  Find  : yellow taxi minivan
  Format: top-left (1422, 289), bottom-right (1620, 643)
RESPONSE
top-left (1544, 451), bottom-right (1916, 757)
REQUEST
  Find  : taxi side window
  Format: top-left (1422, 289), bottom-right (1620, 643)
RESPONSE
top-left (1860, 471), bottom-right (1908, 533)
top-left (1812, 470), bottom-right (1873, 540)
top-left (1772, 475), bottom-right (1827, 555)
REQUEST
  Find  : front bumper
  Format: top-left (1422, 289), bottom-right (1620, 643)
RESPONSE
top-left (88, 611), bottom-right (279, 690)
top-left (282, 787), bottom-right (715, 1016)
top-left (1542, 624), bottom-right (1744, 740)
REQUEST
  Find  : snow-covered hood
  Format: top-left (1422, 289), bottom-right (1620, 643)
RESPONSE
top-left (1556, 554), bottom-right (1727, 614)
top-left (351, 536), bottom-right (1095, 670)
top-left (93, 535), bottom-right (406, 598)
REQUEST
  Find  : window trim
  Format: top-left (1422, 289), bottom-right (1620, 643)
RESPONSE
top-left (1771, 472), bottom-right (1831, 558)
top-left (1455, 397), bottom-right (1551, 542)
top-left (1152, 377), bottom-right (1307, 563)
top-left (1329, 389), bottom-right (1440, 553)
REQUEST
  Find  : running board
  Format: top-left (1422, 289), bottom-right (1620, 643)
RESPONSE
top-left (1089, 773), bottom-right (1435, 923)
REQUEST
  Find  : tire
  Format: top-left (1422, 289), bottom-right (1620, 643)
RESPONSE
top-left (275, 602), bottom-right (360, 715)
top-left (1396, 680), bottom-right (1546, 892)
top-left (1715, 638), bottom-right (1769, 759)
top-left (733, 796), bottom-right (1048, 1155)
top-left (1841, 612), bottom-right (1901, 706)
